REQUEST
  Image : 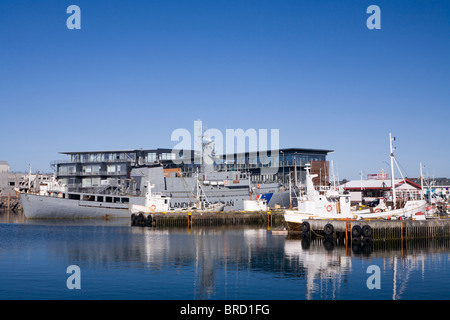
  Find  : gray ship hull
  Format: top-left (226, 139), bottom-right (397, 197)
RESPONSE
top-left (132, 166), bottom-right (291, 211)
top-left (21, 166), bottom-right (292, 218)
top-left (20, 193), bottom-right (131, 219)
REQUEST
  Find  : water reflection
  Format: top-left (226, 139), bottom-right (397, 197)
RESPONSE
top-left (1, 210), bottom-right (450, 299)
top-left (285, 234), bottom-right (450, 300)
top-left (0, 209), bottom-right (130, 226)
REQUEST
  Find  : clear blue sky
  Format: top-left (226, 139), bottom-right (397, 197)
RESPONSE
top-left (1, 0), bottom-right (449, 179)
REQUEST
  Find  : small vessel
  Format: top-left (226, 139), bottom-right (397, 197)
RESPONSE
top-left (354, 134), bottom-right (427, 220)
top-left (130, 181), bottom-right (170, 214)
top-left (243, 176), bottom-right (268, 211)
top-left (284, 164), bottom-right (354, 230)
top-left (189, 171), bottom-right (225, 212)
top-left (243, 196), bottom-right (268, 211)
top-left (284, 133), bottom-right (428, 231)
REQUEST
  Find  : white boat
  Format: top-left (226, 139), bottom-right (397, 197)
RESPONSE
top-left (243, 197), bottom-right (268, 211)
top-left (20, 170), bottom-right (134, 219)
top-left (130, 176), bottom-right (225, 214)
top-left (130, 181), bottom-right (170, 214)
top-left (284, 133), bottom-right (427, 230)
top-left (284, 165), bottom-right (355, 230)
top-left (354, 134), bottom-right (427, 220)
top-left (20, 192), bottom-right (131, 219)
top-left (189, 171), bottom-right (225, 212)
top-left (243, 177), bottom-right (268, 211)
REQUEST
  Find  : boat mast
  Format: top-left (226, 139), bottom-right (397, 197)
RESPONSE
top-left (195, 169), bottom-right (200, 209)
top-left (389, 133), bottom-right (396, 209)
top-left (330, 152), bottom-right (336, 189)
top-left (420, 162), bottom-right (424, 200)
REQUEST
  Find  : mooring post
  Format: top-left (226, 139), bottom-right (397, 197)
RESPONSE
top-left (345, 222), bottom-right (348, 243)
top-left (267, 211), bottom-right (272, 229)
top-left (188, 212), bottom-right (192, 229)
top-left (401, 221), bottom-right (404, 242)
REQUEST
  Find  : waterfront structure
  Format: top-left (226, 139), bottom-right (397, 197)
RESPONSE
top-left (0, 161), bottom-right (10, 173)
top-left (20, 146), bottom-right (333, 218)
top-left (51, 147), bottom-right (332, 194)
top-left (0, 161), bottom-right (15, 195)
top-left (13, 129), bottom-right (338, 219)
top-left (341, 177), bottom-right (423, 204)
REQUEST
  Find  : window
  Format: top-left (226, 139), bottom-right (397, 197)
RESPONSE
top-left (92, 177), bottom-right (100, 186)
top-left (160, 153), bottom-right (175, 160)
top-left (83, 166), bottom-right (92, 174)
top-left (147, 153), bottom-right (156, 162)
top-left (82, 178), bottom-right (92, 187)
top-left (107, 165), bottom-right (116, 174)
top-left (117, 164), bottom-right (127, 175)
top-left (68, 194), bottom-right (81, 200)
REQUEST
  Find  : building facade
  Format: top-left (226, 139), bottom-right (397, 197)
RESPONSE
top-left (52, 147), bottom-right (332, 193)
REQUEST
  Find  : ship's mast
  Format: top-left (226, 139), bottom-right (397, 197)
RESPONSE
top-left (389, 133), bottom-right (396, 209)
top-left (420, 162), bottom-right (424, 200)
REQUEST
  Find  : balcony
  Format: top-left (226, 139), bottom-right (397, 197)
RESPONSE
top-left (57, 171), bottom-right (129, 177)
top-left (51, 158), bottom-right (134, 166)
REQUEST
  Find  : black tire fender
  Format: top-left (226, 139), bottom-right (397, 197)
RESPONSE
top-left (301, 221), bottom-right (310, 233)
top-left (324, 223), bottom-right (334, 235)
top-left (362, 225), bottom-right (373, 237)
top-left (352, 225), bottom-right (362, 238)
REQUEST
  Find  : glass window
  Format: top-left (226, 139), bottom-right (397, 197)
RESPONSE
top-left (117, 164), bottom-right (127, 175)
top-left (107, 165), bottom-right (116, 174)
top-left (83, 166), bottom-right (92, 174)
top-left (59, 166), bottom-right (68, 174)
top-left (82, 178), bottom-right (92, 187)
top-left (92, 165), bottom-right (100, 174)
top-left (92, 177), bottom-right (100, 186)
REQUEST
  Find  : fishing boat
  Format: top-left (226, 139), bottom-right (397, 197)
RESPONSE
top-left (284, 133), bottom-right (427, 231)
top-left (130, 181), bottom-right (171, 214)
top-left (284, 164), bottom-right (355, 230)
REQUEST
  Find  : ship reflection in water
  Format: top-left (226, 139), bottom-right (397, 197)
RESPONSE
top-left (1, 210), bottom-right (450, 300)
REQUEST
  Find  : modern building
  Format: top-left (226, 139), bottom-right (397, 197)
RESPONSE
top-left (51, 147), bottom-right (332, 193)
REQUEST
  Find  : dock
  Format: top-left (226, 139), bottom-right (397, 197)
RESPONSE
top-left (131, 210), bottom-right (284, 228)
top-left (129, 209), bottom-right (450, 242)
top-left (290, 218), bottom-right (450, 241)
top-left (0, 195), bottom-right (21, 211)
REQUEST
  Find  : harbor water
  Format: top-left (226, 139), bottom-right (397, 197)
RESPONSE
top-left (1, 210), bottom-right (450, 300)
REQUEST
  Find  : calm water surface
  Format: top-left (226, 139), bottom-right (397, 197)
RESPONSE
top-left (1, 210), bottom-right (450, 300)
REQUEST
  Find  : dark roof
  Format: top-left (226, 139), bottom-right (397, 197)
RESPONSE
top-left (59, 148), bottom-right (174, 155)
top-left (59, 147), bottom-right (333, 157)
top-left (60, 147), bottom-right (332, 155)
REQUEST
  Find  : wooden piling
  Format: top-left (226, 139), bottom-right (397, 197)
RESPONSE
top-left (139, 211), bottom-right (284, 228)
top-left (288, 218), bottom-right (450, 241)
